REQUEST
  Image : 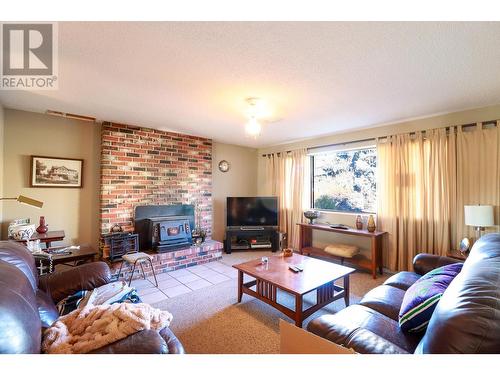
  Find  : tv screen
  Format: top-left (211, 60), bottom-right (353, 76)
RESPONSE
top-left (227, 197), bottom-right (278, 227)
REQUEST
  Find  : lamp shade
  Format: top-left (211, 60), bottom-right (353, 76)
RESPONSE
top-left (464, 205), bottom-right (494, 227)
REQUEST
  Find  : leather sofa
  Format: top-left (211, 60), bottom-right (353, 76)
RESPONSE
top-left (307, 233), bottom-right (500, 354)
top-left (0, 240), bottom-right (185, 354)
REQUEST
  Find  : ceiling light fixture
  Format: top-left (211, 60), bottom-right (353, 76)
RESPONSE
top-left (244, 97), bottom-right (264, 138)
top-left (245, 117), bottom-right (262, 137)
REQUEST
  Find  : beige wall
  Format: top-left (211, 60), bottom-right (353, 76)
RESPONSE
top-left (257, 104), bottom-right (500, 259)
top-left (212, 142), bottom-right (258, 242)
top-left (0, 104), bottom-right (4, 237)
top-left (1, 109), bottom-right (101, 250)
top-left (1, 109), bottom-right (258, 250)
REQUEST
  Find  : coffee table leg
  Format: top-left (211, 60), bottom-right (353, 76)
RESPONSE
top-left (237, 270), bottom-right (243, 303)
top-left (343, 275), bottom-right (350, 306)
top-left (295, 294), bottom-right (303, 327)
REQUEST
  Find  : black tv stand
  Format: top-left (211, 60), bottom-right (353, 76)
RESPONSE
top-left (224, 227), bottom-right (279, 254)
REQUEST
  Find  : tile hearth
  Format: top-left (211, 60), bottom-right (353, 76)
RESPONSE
top-left (131, 260), bottom-right (239, 304)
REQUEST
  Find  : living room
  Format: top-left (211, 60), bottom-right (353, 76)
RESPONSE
top-left (1, 1), bottom-right (499, 373)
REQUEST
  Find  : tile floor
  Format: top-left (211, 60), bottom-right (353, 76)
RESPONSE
top-left (131, 261), bottom-right (241, 304)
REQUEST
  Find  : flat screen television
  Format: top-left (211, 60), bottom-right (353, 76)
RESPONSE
top-left (226, 197), bottom-right (279, 228)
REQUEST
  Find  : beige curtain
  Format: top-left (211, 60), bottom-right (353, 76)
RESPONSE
top-left (455, 122), bottom-right (500, 244)
top-left (377, 128), bottom-right (456, 271)
top-left (378, 122), bottom-right (500, 271)
top-left (265, 149), bottom-right (308, 250)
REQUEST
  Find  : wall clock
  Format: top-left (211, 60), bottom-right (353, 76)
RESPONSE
top-left (218, 160), bottom-right (230, 173)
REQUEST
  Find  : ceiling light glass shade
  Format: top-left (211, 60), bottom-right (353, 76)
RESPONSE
top-left (245, 117), bottom-right (262, 137)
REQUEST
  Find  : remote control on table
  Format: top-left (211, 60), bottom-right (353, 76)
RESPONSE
top-left (288, 265), bottom-right (300, 273)
top-left (295, 264), bottom-right (304, 272)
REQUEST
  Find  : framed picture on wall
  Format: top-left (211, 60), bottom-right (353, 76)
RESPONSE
top-left (30, 156), bottom-right (84, 188)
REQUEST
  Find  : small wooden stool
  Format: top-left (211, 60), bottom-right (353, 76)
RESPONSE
top-left (117, 251), bottom-right (158, 287)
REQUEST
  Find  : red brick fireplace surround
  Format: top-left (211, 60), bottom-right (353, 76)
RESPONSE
top-left (100, 122), bottom-right (221, 277)
top-left (109, 240), bottom-right (223, 280)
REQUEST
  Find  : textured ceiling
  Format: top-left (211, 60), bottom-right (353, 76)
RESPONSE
top-left (1, 22), bottom-right (500, 147)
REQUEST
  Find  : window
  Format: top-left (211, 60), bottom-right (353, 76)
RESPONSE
top-left (311, 147), bottom-right (377, 213)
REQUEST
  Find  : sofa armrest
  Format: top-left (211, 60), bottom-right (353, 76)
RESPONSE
top-left (413, 253), bottom-right (463, 275)
top-left (89, 329), bottom-right (168, 354)
top-left (159, 327), bottom-right (185, 354)
top-left (38, 261), bottom-right (111, 303)
top-left (89, 328), bottom-right (184, 354)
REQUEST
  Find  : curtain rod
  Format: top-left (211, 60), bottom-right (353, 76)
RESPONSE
top-left (261, 119), bottom-right (498, 157)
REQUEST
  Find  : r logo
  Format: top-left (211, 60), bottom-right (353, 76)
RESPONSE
top-left (2, 23), bottom-right (53, 76)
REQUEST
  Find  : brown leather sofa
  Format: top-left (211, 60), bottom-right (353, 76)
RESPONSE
top-left (0, 240), bottom-right (185, 354)
top-left (307, 233), bottom-right (500, 354)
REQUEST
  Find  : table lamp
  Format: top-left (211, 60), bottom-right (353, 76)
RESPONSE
top-left (464, 205), bottom-right (494, 239)
top-left (0, 195), bottom-right (44, 208)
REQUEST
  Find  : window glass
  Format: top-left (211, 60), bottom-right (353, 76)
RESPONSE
top-left (312, 148), bottom-right (377, 213)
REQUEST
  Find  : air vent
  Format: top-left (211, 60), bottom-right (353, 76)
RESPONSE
top-left (46, 110), bottom-right (96, 122)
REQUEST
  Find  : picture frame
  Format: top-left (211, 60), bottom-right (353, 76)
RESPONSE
top-left (30, 156), bottom-right (84, 188)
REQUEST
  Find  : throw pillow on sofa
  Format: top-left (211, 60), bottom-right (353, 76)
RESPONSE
top-left (399, 262), bottom-right (463, 333)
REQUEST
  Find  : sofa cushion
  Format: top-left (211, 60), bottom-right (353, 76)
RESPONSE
top-left (384, 271), bottom-right (421, 291)
top-left (399, 262), bottom-right (463, 333)
top-left (416, 233), bottom-right (500, 353)
top-left (360, 285), bottom-right (406, 321)
top-left (324, 244), bottom-right (359, 258)
top-left (307, 304), bottom-right (422, 353)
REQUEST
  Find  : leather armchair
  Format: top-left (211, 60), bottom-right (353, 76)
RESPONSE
top-left (0, 240), bottom-right (185, 354)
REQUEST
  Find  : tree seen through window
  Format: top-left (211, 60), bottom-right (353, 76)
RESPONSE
top-left (312, 148), bottom-right (377, 213)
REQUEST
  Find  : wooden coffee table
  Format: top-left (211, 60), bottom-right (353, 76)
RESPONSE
top-left (233, 253), bottom-right (355, 327)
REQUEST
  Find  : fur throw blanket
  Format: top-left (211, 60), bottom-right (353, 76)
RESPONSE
top-left (42, 303), bottom-right (173, 354)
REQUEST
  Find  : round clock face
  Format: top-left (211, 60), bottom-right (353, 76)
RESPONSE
top-left (218, 160), bottom-right (230, 172)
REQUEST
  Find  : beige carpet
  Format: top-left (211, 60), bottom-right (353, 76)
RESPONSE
top-left (153, 251), bottom-right (390, 354)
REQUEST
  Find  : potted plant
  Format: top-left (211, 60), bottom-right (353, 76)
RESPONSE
top-left (192, 204), bottom-right (207, 244)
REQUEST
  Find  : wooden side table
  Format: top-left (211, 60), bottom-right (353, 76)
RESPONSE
top-left (297, 223), bottom-right (387, 279)
top-left (18, 230), bottom-right (65, 249)
top-left (34, 244), bottom-right (97, 275)
top-left (446, 250), bottom-right (468, 261)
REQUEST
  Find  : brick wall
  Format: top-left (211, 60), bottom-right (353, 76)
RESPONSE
top-left (100, 122), bottom-right (212, 237)
top-left (109, 240), bottom-right (223, 280)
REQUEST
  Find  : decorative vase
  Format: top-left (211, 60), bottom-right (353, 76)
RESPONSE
top-left (303, 210), bottom-right (320, 224)
top-left (9, 223), bottom-right (36, 240)
top-left (36, 216), bottom-right (48, 234)
top-left (355, 215), bottom-right (363, 230)
top-left (367, 215), bottom-right (376, 233)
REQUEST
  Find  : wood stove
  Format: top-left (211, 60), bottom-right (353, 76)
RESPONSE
top-left (134, 205), bottom-right (195, 252)
top-left (150, 215), bottom-right (192, 252)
